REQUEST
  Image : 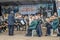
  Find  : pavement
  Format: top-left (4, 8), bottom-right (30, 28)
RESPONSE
top-left (0, 31), bottom-right (60, 40)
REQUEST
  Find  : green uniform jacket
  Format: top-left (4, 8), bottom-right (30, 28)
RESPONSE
top-left (29, 20), bottom-right (39, 30)
top-left (51, 18), bottom-right (59, 30)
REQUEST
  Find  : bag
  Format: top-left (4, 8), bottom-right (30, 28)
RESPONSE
top-left (20, 19), bottom-right (26, 25)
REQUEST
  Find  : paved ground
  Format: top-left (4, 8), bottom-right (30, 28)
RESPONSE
top-left (0, 31), bottom-right (60, 40)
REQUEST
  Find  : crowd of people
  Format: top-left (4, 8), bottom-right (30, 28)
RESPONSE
top-left (0, 11), bottom-right (60, 37)
top-left (0, 16), bottom-right (7, 33)
top-left (26, 12), bottom-right (60, 37)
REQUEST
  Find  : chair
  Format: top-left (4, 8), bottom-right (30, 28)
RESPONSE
top-left (51, 28), bottom-right (58, 36)
top-left (32, 29), bottom-right (37, 37)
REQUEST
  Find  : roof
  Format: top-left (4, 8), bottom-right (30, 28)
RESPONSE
top-left (0, 0), bottom-right (54, 6)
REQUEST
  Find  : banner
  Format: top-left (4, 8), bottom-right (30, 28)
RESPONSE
top-left (19, 4), bottom-right (40, 15)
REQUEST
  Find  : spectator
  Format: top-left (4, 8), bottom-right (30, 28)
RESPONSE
top-left (45, 17), bottom-right (52, 36)
top-left (51, 15), bottom-right (59, 31)
top-left (53, 12), bottom-right (60, 36)
top-left (36, 14), bottom-right (43, 37)
top-left (26, 15), bottom-right (39, 36)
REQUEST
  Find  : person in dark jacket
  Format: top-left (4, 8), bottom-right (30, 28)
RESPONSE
top-left (45, 17), bottom-right (52, 36)
top-left (8, 11), bottom-right (15, 36)
top-left (16, 14), bottom-right (23, 31)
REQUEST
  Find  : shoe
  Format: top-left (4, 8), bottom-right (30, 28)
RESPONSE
top-left (38, 35), bottom-right (41, 37)
top-left (26, 34), bottom-right (31, 36)
top-left (9, 34), bottom-right (14, 36)
top-left (57, 34), bottom-right (60, 36)
top-left (45, 34), bottom-right (50, 36)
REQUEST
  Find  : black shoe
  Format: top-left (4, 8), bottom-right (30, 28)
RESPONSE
top-left (45, 35), bottom-right (48, 36)
top-left (9, 34), bottom-right (14, 36)
top-left (26, 34), bottom-right (31, 36)
top-left (57, 34), bottom-right (60, 36)
top-left (45, 34), bottom-right (50, 36)
top-left (0, 31), bottom-right (2, 33)
top-left (38, 35), bottom-right (41, 37)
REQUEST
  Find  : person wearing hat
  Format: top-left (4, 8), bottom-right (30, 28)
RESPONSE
top-left (8, 11), bottom-right (15, 36)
